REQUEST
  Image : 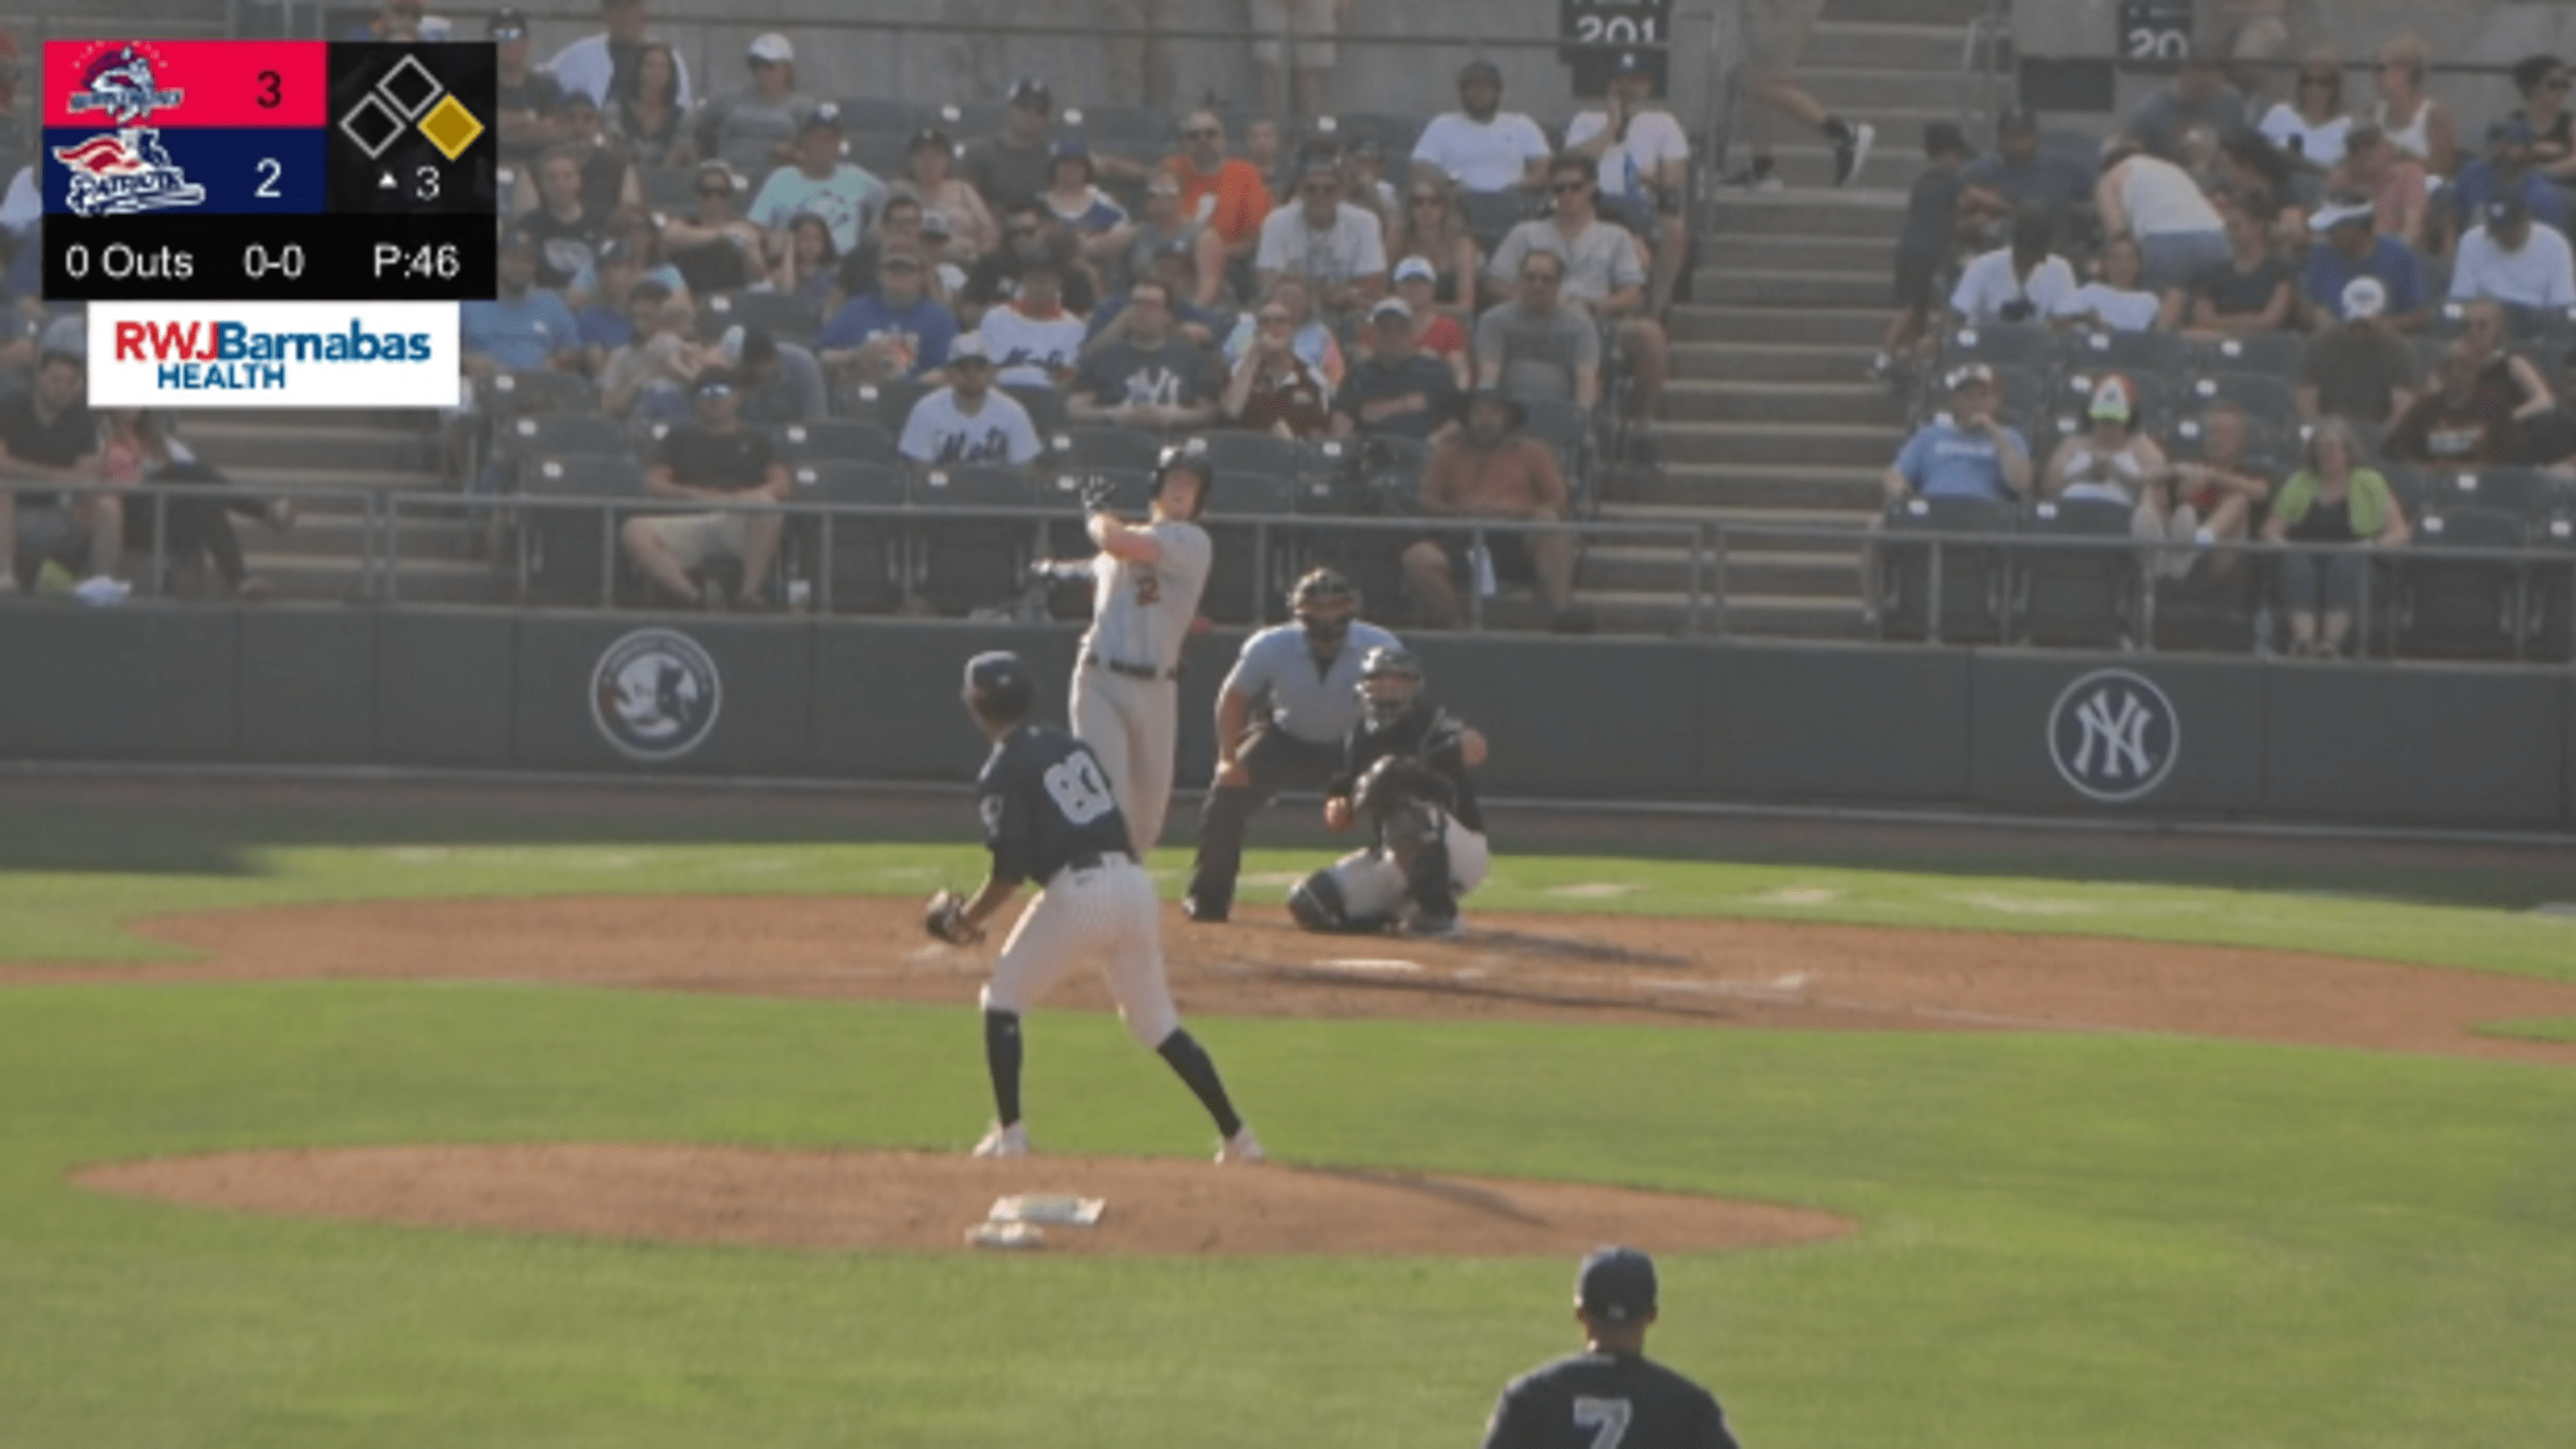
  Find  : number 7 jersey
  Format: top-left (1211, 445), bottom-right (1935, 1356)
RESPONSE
top-left (977, 723), bottom-right (1136, 884)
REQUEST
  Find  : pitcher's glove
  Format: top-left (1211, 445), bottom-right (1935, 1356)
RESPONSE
top-left (924, 889), bottom-right (985, 946)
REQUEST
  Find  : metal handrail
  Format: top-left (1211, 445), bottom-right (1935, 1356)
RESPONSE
top-left (0, 478), bottom-right (390, 603)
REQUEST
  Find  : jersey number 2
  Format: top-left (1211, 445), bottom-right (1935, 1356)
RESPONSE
top-left (1042, 754), bottom-right (1118, 826)
top-left (1133, 570), bottom-right (1161, 607)
top-left (1572, 1397), bottom-right (1633, 1449)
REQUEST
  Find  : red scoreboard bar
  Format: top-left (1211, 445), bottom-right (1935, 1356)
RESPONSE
top-left (41, 38), bottom-right (495, 300)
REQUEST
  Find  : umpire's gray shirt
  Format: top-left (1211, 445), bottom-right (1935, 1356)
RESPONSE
top-left (1221, 621), bottom-right (1402, 745)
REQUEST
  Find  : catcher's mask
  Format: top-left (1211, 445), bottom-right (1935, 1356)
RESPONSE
top-left (1355, 645), bottom-right (1422, 726)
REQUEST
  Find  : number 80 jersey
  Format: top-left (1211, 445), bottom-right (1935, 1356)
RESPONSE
top-left (976, 723), bottom-right (1136, 885)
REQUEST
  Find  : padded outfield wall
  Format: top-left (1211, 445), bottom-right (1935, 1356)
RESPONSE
top-left (3, 606), bottom-right (2570, 830)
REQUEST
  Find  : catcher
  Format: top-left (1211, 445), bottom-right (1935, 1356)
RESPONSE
top-left (1287, 647), bottom-right (1491, 939)
top-left (928, 649), bottom-right (1265, 1165)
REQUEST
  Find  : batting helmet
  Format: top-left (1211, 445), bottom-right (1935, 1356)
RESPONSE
top-left (1289, 566), bottom-right (1358, 616)
top-left (961, 650), bottom-right (1035, 727)
top-left (1152, 443), bottom-right (1215, 520)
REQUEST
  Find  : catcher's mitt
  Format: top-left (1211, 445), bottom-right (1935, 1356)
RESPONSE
top-left (1350, 754), bottom-right (1446, 822)
top-left (924, 889), bottom-right (985, 946)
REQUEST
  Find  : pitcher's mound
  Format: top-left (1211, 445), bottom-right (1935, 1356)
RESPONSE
top-left (76, 1144), bottom-right (1854, 1257)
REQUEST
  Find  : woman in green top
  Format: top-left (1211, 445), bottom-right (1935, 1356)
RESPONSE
top-left (2259, 416), bottom-right (2411, 657)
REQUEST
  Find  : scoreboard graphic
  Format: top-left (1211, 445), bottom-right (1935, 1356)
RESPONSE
top-left (41, 39), bottom-right (496, 302)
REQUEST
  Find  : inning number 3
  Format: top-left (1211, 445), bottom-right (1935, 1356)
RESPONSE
top-left (1042, 754), bottom-right (1117, 826)
top-left (1572, 1398), bottom-right (1633, 1449)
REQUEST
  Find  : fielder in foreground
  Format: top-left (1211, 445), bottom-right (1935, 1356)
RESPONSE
top-left (1481, 1247), bottom-right (1743, 1449)
top-left (925, 650), bottom-right (1265, 1165)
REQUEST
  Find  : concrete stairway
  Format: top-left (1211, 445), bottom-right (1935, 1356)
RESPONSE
top-left (167, 411), bottom-right (489, 604)
top-left (1585, 0), bottom-right (1994, 637)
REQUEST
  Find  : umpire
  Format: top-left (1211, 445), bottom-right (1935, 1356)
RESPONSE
top-left (1480, 1247), bottom-right (1743, 1449)
top-left (1182, 568), bottom-right (1399, 924)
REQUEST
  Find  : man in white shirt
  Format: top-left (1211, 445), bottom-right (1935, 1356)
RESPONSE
top-left (545, 0), bottom-right (692, 108)
top-left (2449, 196), bottom-right (2576, 313)
top-left (1564, 52), bottom-right (1691, 315)
top-left (1410, 61), bottom-right (1552, 195)
top-left (1254, 159), bottom-right (1389, 317)
top-left (899, 333), bottom-right (1043, 468)
top-left (1487, 155), bottom-right (1667, 419)
top-left (977, 259), bottom-right (1089, 388)
top-left (747, 108), bottom-right (888, 255)
top-left (1950, 208), bottom-right (2080, 327)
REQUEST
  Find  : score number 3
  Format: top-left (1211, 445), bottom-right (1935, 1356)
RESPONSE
top-left (257, 70), bottom-right (281, 108)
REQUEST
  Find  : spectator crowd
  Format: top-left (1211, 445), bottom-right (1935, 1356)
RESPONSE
top-left (1870, 36), bottom-right (2576, 656)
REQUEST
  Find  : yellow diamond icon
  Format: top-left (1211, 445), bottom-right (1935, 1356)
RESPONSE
top-left (418, 94), bottom-right (484, 161)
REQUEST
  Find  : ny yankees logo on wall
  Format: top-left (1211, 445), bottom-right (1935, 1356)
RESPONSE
top-left (2048, 669), bottom-right (2180, 803)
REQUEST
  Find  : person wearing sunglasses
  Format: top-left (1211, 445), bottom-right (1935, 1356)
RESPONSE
top-left (546, 0), bottom-right (694, 111)
top-left (1386, 179), bottom-right (1482, 317)
top-left (1486, 156), bottom-right (1664, 419)
top-left (697, 33), bottom-right (817, 177)
top-left (2368, 35), bottom-right (2457, 178)
top-left (1165, 111), bottom-right (1272, 272)
top-left (621, 370), bottom-right (792, 611)
top-left (2507, 54), bottom-right (2576, 182)
top-left (1565, 51), bottom-right (1692, 317)
top-left (662, 162), bottom-right (771, 295)
top-left (1254, 158), bottom-right (1389, 320)
top-left (2259, 50), bottom-right (2352, 176)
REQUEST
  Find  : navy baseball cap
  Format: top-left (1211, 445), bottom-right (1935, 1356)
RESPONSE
top-left (964, 651), bottom-right (1035, 721)
top-left (1575, 1246), bottom-right (1658, 1323)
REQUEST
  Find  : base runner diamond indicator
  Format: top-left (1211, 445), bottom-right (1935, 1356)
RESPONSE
top-left (376, 53), bottom-right (442, 117)
top-left (338, 92), bottom-right (403, 157)
top-left (418, 94), bottom-right (483, 160)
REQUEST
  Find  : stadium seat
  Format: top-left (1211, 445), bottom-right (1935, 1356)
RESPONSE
top-left (1312, 111), bottom-right (1426, 158)
top-left (789, 461), bottom-right (906, 614)
top-left (1001, 383), bottom-right (1069, 436)
top-left (1201, 470), bottom-right (1302, 624)
top-left (2066, 327), bottom-right (2189, 381)
top-left (908, 463), bottom-right (1042, 615)
top-left (523, 454), bottom-right (641, 606)
top-left (702, 290), bottom-right (825, 344)
top-left (2527, 513), bottom-right (2576, 662)
top-left (1063, 103), bottom-right (1173, 151)
top-left (2198, 332), bottom-right (2306, 378)
top-left (1049, 425), bottom-right (1166, 474)
top-left (2166, 411), bottom-right (2289, 479)
top-left (845, 130), bottom-right (914, 181)
top-left (2395, 506), bottom-right (2528, 659)
top-left (833, 96), bottom-right (928, 134)
top-left (774, 419), bottom-right (896, 464)
top-left (2015, 498), bottom-right (2143, 648)
top-left (936, 100), bottom-right (1010, 136)
top-left (1877, 495), bottom-right (2014, 643)
top-left (1178, 431), bottom-right (1307, 479)
top-left (1940, 322), bottom-right (2060, 379)
top-left (638, 164), bottom-right (696, 213)
top-left (2063, 367), bottom-right (2176, 423)
top-left (2184, 371), bottom-right (2296, 423)
top-left (1459, 190), bottom-right (1536, 252)
top-left (483, 369), bottom-right (597, 419)
top-left (1295, 439), bottom-right (1420, 613)
top-left (834, 378), bottom-right (927, 430)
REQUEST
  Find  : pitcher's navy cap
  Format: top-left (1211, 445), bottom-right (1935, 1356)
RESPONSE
top-left (1575, 1246), bottom-right (1658, 1323)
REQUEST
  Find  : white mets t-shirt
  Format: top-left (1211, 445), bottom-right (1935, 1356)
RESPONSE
top-left (1084, 520), bottom-right (1212, 676)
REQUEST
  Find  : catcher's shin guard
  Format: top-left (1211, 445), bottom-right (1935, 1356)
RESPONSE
top-left (1289, 868), bottom-right (1359, 933)
top-left (1380, 803), bottom-right (1458, 918)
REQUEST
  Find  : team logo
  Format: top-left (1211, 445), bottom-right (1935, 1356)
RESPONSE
top-left (2047, 668), bottom-right (2181, 804)
top-left (52, 129), bottom-right (207, 217)
top-left (590, 628), bottom-right (722, 764)
top-left (68, 45), bottom-right (185, 124)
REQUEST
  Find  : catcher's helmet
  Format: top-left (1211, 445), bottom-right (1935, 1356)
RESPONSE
top-left (962, 650), bottom-right (1035, 726)
top-left (1152, 443), bottom-right (1214, 520)
top-left (1356, 646), bottom-right (1422, 724)
top-left (1289, 565), bottom-right (1358, 615)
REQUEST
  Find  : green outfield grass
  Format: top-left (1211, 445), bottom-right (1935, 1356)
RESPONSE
top-left (3, 797), bottom-right (2573, 1446)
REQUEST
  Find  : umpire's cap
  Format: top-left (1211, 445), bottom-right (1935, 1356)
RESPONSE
top-left (1290, 566), bottom-right (1358, 614)
top-left (1575, 1246), bottom-right (1658, 1324)
top-left (962, 651), bottom-right (1035, 726)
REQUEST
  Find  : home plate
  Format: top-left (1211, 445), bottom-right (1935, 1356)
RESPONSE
top-left (1313, 958), bottom-right (1423, 974)
top-left (1546, 883), bottom-right (1641, 899)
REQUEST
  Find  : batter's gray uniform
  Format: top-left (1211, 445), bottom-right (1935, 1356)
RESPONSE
top-left (1072, 518), bottom-right (1213, 857)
